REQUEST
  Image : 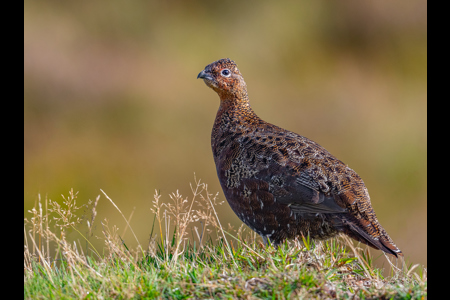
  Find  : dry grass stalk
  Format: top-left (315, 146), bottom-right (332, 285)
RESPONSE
top-left (101, 189), bottom-right (144, 258)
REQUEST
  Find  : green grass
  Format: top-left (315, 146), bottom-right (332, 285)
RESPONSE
top-left (24, 179), bottom-right (426, 299)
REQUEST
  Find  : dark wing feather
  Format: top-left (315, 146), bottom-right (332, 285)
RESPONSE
top-left (251, 163), bottom-right (348, 214)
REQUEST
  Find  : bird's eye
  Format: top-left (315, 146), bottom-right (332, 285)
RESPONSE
top-left (221, 69), bottom-right (231, 77)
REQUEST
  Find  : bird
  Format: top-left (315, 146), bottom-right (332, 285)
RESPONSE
top-left (197, 58), bottom-right (402, 257)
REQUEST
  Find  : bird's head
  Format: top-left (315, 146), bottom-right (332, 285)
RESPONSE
top-left (197, 58), bottom-right (247, 100)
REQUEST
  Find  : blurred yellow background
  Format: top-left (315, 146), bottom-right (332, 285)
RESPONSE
top-left (24, 0), bottom-right (426, 269)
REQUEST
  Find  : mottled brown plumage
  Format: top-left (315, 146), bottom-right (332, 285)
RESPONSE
top-left (197, 58), bottom-right (402, 257)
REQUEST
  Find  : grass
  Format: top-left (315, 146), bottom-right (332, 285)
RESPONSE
top-left (24, 178), bottom-right (427, 299)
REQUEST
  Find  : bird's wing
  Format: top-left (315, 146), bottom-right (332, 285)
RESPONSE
top-left (274, 178), bottom-right (347, 214)
top-left (229, 129), bottom-right (351, 215)
top-left (241, 164), bottom-right (347, 215)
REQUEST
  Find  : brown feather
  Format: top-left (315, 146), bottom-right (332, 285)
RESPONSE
top-left (198, 58), bottom-right (402, 257)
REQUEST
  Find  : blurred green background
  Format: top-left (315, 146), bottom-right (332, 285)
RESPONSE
top-left (24, 0), bottom-right (426, 269)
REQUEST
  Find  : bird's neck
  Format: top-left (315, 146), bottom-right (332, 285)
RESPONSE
top-left (216, 93), bottom-right (261, 129)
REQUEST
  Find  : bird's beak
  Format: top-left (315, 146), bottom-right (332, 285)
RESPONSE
top-left (197, 70), bottom-right (213, 81)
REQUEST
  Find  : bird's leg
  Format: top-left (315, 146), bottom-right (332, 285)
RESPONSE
top-left (261, 235), bottom-right (269, 246)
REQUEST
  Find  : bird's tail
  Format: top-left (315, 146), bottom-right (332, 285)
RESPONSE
top-left (338, 215), bottom-right (403, 258)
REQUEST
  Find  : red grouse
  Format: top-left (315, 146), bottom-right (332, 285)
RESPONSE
top-left (197, 58), bottom-right (402, 257)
